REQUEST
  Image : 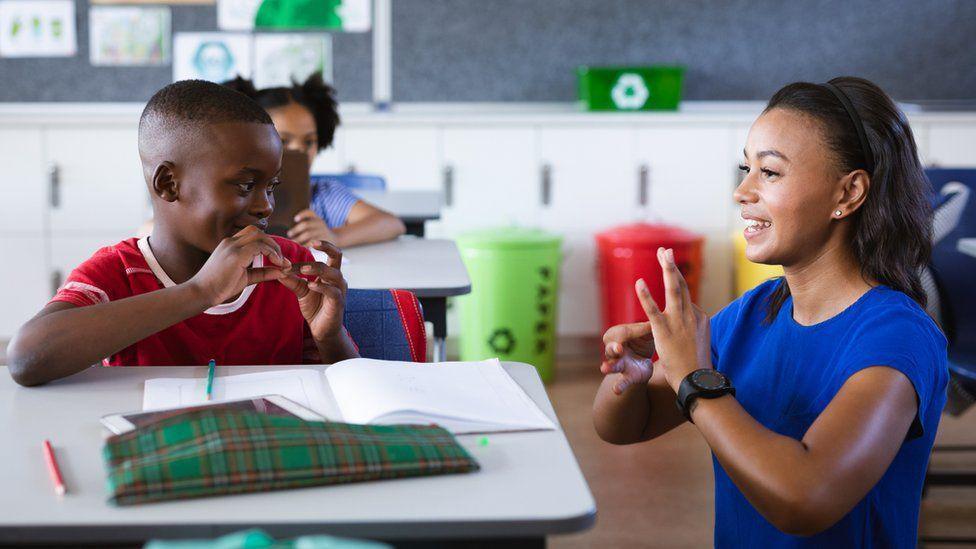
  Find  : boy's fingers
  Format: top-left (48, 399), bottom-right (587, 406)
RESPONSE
top-left (246, 266), bottom-right (287, 285)
top-left (312, 240), bottom-right (342, 269)
top-left (635, 278), bottom-right (664, 324)
top-left (277, 275), bottom-right (310, 298)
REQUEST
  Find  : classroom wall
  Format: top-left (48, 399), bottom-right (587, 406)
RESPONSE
top-left (1, 0), bottom-right (973, 102)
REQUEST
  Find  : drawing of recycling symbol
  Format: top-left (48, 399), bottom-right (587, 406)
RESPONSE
top-left (611, 73), bottom-right (650, 110)
top-left (488, 328), bottom-right (516, 355)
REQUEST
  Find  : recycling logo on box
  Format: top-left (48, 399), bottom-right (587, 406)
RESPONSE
top-left (611, 73), bottom-right (650, 110)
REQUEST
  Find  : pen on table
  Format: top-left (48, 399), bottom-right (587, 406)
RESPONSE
top-left (42, 439), bottom-right (66, 496)
top-left (206, 359), bottom-right (216, 401)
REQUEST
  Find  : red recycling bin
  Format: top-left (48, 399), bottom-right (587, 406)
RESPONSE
top-left (596, 223), bottom-right (705, 333)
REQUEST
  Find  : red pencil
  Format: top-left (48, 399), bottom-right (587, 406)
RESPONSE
top-left (42, 440), bottom-right (66, 496)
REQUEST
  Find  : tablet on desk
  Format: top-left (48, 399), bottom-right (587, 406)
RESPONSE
top-left (267, 149), bottom-right (311, 237)
top-left (100, 395), bottom-right (323, 435)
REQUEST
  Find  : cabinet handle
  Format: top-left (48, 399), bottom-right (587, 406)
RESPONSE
top-left (638, 164), bottom-right (649, 207)
top-left (442, 165), bottom-right (454, 207)
top-left (540, 164), bottom-right (552, 207)
top-left (346, 164), bottom-right (357, 174)
top-left (50, 270), bottom-right (63, 296)
top-left (49, 164), bottom-right (60, 208)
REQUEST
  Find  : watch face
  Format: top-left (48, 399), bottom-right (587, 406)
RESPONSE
top-left (693, 370), bottom-right (726, 390)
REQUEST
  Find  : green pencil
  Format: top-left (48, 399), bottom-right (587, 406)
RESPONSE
top-left (205, 359), bottom-right (216, 401)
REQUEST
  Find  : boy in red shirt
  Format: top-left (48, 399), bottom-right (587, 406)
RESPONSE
top-left (7, 80), bottom-right (358, 386)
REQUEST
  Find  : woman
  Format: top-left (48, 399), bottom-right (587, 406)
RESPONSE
top-left (592, 77), bottom-right (947, 547)
top-left (225, 73), bottom-right (405, 248)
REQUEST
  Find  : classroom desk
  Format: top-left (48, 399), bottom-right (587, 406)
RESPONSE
top-left (341, 237), bottom-right (471, 362)
top-left (959, 238), bottom-right (976, 258)
top-left (354, 189), bottom-right (444, 238)
top-left (0, 363), bottom-right (595, 547)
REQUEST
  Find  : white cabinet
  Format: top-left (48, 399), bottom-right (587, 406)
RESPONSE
top-left (439, 126), bottom-right (538, 234)
top-left (0, 129), bottom-right (46, 234)
top-left (927, 123), bottom-right (976, 166)
top-left (339, 127), bottom-right (441, 190)
top-left (45, 127), bottom-right (149, 235)
top-left (49, 235), bottom-right (125, 292)
top-left (538, 126), bottom-right (640, 232)
top-left (0, 236), bottom-right (49, 338)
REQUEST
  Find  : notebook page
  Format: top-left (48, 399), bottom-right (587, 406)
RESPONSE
top-left (324, 358), bottom-right (555, 432)
top-left (143, 369), bottom-right (339, 420)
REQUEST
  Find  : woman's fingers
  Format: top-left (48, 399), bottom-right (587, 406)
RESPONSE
top-left (635, 278), bottom-right (664, 325)
top-left (659, 247), bottom-right (693, 313)
top-left (293, 209), bottom-right (320, 224)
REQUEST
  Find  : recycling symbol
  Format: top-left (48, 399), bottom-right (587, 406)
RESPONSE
top-left (488, 328), bottom-right (516, 355)
top-left (611, 73), bottom-right (649, 110)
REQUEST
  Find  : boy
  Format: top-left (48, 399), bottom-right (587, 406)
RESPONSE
top-left (7, 80), bottom-right (358, 386)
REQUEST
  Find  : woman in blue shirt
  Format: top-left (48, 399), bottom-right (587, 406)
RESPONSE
top-left (224, 73), bottom-right (405, 248)
top-left (592, 76), bottom-right (947, 547)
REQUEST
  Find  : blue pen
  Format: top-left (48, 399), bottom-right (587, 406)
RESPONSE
top-left (205, 359), bottom-right (216, 401)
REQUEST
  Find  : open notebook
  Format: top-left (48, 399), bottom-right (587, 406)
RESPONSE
top-left (142, 358), bottom-right (556, 435)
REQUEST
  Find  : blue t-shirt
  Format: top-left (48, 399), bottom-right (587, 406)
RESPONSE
top-left (710, 279), bottom-right (947, 548)
top-left (310, 177), bottom-right (360, 228)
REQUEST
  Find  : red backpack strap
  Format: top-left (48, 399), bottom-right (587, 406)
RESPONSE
top-left (390, 289), bottom-right (427, 362)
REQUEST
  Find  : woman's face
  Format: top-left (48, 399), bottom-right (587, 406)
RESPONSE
top-left (268, 101), bottom-right (319, 167)
top-left (735, 108), bottom-right (845, 268)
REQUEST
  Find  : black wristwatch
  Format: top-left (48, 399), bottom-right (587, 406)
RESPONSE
top-left (676, 369), bottom-right (735, 422)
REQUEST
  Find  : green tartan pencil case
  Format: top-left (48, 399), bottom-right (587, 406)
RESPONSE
top-left (102, 409), bottom-right (480, 506)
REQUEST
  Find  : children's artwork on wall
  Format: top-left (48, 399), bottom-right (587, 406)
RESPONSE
top-left (221, 0), bottom-right (370, 32)
top-left (217, 0), bottom-right (260, 31)
top-left (253, 34), bottom-right (331, 88)
top-left (0, 0), bottom-right (76, 57)
top-left (89, 6), bottom-right (170, 66)
top-left (174, 32), bottom-right (251, 83)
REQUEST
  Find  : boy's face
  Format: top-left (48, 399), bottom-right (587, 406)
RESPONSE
top-left (161, 122), bottom-right (283, 253)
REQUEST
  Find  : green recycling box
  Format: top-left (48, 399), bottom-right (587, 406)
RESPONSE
top-left (456, 228), bottom-right (562, 383)
top-left (577, 65), bottom-right (685, 111)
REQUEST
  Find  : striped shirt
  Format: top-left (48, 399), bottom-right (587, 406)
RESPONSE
top-left (310, 177), bottom-right (360, 228)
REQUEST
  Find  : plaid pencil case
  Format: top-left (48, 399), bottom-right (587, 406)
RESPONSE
top-left (103, 409), bottom-right (479, 506)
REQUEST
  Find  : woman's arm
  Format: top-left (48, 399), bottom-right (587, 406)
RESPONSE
top-left (593, 363), bottom-right (687, 444)
top-left (332, 200), bottom-right (406, 247)
top-left (691, 366), bottom-right (917, 536)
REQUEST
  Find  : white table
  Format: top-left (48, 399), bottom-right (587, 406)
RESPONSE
top-left (0, 363), bottom-right (594, 546)
top-left (342, 237), bottom-right (472, 362)
top-left (354, 190), bottom-right (443, 238)
top-left (959, 238), bottom-right (976, 258)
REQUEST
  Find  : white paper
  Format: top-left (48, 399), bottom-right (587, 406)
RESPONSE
top-left (325, 358), bottom-right (556, 434)
top-left (217, 0), bottom-right (260, 31)
top-left (143, 369), bottom-right (338, 420)
top-left (89, 6), bottom-right (170, 66)
top-left (173, 32), bottom-right (252, 83)
top-left (253, 33), bottom-right (331, 89)
top-left (0, 0), bottom-right (76, 57)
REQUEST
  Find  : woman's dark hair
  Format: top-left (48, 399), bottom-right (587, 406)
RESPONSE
top-left (223, 72), bottom-right (340, 151)
top-left (762, 76), bottom-right (931, 323)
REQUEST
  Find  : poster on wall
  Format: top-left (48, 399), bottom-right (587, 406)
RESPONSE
top-left (174, 32), bottom-right (251, 83)
top-left (218, 0), bottom-right (370, 32)
top-left (89, 6), bottom-right (170, 66)
top-left (0, 0), bottom-right (76, 57)
top-left (253, 34), bottom-right (330, 88)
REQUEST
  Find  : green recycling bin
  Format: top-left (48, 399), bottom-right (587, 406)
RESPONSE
top-left (456, 228), bottom-right (562, 382)
top-left (577, 65), bottom-right (685, 111)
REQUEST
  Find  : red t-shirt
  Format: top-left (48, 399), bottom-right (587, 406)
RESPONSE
top-left (50, 236), bottom-right (321, 366)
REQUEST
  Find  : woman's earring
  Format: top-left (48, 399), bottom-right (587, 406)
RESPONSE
top-left (834, 210), bottom-right (843, 217)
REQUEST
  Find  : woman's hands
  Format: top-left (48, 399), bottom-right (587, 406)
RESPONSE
top-left (600, 322), bottom-right (655, 394)
top-left (635, 247), bottom-right (713, 393)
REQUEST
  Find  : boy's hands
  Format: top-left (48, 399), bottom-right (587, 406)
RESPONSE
top-left (600, 321), bottom-right (656, 394)
top-left (188, 225), bottom-right (291, 307)
top-left (278, 241), bottom-right (347, 341)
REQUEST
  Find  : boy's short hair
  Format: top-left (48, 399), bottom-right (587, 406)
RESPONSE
top-left (139, 79), bottom-right (273, 151)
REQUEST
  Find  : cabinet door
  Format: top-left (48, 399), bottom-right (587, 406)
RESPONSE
top-left (0, 129), bottom-right (45, 234)
top-left (45, 127), bottom-right (150, 235)
top-left (0, 235), bottom-right (49, 339)
top-left (927, 123), bottom-right (976, 166)
top-left (538, 126), bottom-right (640, 232)
top-left (340, 127), bottom-right (441, 190)
top-left (49, 235), bottom-right (126, 292)
top-left (440, 126), bottom-right (538, 235)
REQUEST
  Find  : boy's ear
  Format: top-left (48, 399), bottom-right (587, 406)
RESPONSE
top-left (151, 161), bottom-right (179, 202)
